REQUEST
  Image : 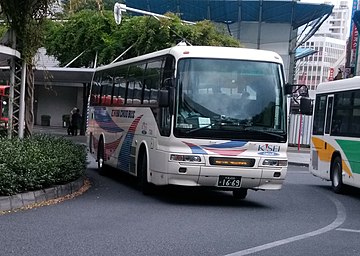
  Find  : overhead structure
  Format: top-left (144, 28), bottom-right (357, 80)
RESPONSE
top-left (127, 0), bottom-right (332, 27)
top-left (126, 0), bottom-right (333, 82)
top-left (295, 48), bottom-right (317, 62)
top-left (0, 44), bottom-right (21, 138)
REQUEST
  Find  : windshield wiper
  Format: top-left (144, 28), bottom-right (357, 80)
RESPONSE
top-left (244, 127), bottom-right (285, 138)
top-left (185, 116), bottom-right (244, 134)
top-left (185, 121), bottom-right (217, 134)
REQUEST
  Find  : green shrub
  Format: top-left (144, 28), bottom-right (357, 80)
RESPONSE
top-left (0, 134), bottom-right (87, 196)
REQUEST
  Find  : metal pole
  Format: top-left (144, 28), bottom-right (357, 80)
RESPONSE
top-left (257, 0), bottom-right (263, 49)
top-left (8, 29), bottom-right (16, 138)
top-left (18, 60), bottom-right (26, 138)
top-left (116, 3), bottom-right (195, 25)
top-left (8, 57), bottom-right (15, 138)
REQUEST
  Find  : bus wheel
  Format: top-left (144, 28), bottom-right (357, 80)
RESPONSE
top-left (331, 156), bottom-right (344, 194)
top-left (233, 189), bottom-right (247, 200)
top-left (97, 139), bottom-right (106, 175)
top-left (139, 153), bottom-right (152, 195)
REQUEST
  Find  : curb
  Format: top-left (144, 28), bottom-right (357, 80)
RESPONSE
top-left (0, 176), bottom-right (86, 212)
top-left (289, 162), bottom-right (309, 167)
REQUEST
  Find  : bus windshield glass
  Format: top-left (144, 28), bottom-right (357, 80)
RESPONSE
top-left (175, 58), bottom-right (286, 142)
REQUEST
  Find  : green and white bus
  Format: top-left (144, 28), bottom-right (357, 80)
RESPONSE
top-left (310, 76), bottom-right (360, 193)
top-left (87, 45), bottom-right (291, 199)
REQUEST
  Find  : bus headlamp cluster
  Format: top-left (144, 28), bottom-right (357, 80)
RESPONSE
top-left (170, 154), bottom-right (202, 162)
top-left (261, 159), bottom-right (288, 167)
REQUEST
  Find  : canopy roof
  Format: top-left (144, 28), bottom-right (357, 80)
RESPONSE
top-left (34, 67), bottom-right (95, 85)
top-left (127, 0), bottom-right (333, 29)
top-left (295, 47), bottom-right (317, 61)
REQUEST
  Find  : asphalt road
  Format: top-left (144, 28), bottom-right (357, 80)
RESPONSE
top-left (1, 157), bottom-right (360, 256)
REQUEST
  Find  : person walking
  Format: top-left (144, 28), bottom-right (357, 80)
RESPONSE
top-left (71, 108), bottom-right (82, 136)
top-left (67, 107), bottom-right (76, 135)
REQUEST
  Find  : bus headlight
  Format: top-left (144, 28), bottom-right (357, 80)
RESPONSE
top-left (170, 154), bottom-right (202, 163)
top-left (261, 159), bottom-right (288, 167)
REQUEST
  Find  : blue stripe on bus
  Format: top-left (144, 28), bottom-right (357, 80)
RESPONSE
top-left (94, 107), bottom-right (124, 133)
top-left (117, 115), bottom-right (143, 172)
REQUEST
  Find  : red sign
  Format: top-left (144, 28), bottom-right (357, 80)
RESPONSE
top-left (329, 68), bottom-right (334, 81)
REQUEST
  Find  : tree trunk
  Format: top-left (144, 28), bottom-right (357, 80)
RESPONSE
top-left (25, 65), bottom-right (34, 137)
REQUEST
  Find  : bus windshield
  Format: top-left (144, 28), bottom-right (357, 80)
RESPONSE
top-left (174, 58), bottom-right (286, 142)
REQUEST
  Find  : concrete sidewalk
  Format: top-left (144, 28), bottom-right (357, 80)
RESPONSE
top-left (287, 146), bottom-right (310, 167)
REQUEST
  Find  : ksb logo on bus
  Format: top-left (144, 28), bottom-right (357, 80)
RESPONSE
top-left (258, 144), bottom-right (280, 152)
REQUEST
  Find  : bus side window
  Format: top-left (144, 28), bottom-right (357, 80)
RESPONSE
top-left (144, 59), bottom-right (163, 105)
top-left (100, 75), bottom-right (113, 106)
top-left (113, 78), bottom-right (126, 106)
top-left (159, 55), bottom-right (175, 137)
top-left (90, 81), bottom-right (101, 106)
top-left (127, 64), bottom-right (145, 105)
top-left (312, 95), bottom-right (327, 135)
top-left (127, 81), bottom-right (134, 104)
top-left (113, 66), bottom-right (128, 106)
top-left (143, 81), bottom-right (150, 104)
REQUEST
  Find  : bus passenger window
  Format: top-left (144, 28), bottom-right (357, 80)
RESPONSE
top-left (91, 81), bottom-right (101, 105)
top-left (144, 59), bottom-right (163, 105)
top-left (150, 89), bottom-right (158, 104)
top-left (127, 64), bottom-right (145, 104)
top-left (100, 75), bottom-right (113, 106)
top-left (143, 85), bottom-right (150, 104)
top-left (126, 81), bottom-right (134, 104)
top-left (113, 77), bottom-right (126, 106)
top-left (133, 82), bottom-right (142, 104)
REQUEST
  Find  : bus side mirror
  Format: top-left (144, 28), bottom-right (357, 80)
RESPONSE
top-left (163, 78), bottom-right (174, 88)
top-left (284, 83), bottom-right (293, 95)
top-left (300, 97), bottom-right (312, 115)
top-left (159, 89), bottom-right (169, 107)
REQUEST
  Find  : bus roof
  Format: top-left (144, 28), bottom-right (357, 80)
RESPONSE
top-left (316, 76), bottom-right (360, 94)
top-left (96, 45), bottom-right (283, 72)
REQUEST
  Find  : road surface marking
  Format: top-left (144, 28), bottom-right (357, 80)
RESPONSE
top-left (336, 228), bottom-right (360, 233)
top-left (225, 195), bottom-right (346, 256)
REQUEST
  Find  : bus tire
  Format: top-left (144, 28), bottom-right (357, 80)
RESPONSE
top-left (139, 152), bottom-right (152, 195)
top-left (233, 188), bottom-right (247, 200)
top-left (331, 156), bottom-right (344, 194)
top-left (97, 138), bottom-right (106, 175)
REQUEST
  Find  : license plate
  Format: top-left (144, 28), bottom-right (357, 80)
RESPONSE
top-left (217, 176), bottom-right (242, 188)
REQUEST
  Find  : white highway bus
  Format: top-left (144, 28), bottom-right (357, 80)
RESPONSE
top-left (310, 76), bottom-right (360, 193)
top-left (87, 45), bottom-right (290, 199)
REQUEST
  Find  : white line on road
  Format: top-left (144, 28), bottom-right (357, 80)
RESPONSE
top-left (224, 195), bottom-right (346, 256)
top-left (336, 228), bottom-right (360, 233)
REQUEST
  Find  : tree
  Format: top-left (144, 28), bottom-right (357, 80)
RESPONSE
top-left (45, 10), bottom-right (241, 67)
top-left (61, 0), bottom-right (122, 14)
top-left (0, 0), bottom-right (57, 137)
top-left (45, 10), bottom-right (118, 67)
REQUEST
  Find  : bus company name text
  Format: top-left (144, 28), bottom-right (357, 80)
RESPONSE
top-left (111, 110), bottom-right (135, 118)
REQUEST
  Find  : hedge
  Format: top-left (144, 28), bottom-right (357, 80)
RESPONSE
top-left (0, 134), bottom-right (87, 196)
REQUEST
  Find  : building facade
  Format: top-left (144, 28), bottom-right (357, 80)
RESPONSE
top-left (289, 1), bottom-right (350, 147)
top-left (295, 1), bottom-right (350, 90)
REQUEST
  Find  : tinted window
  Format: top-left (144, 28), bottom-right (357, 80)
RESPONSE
top-left (312, 95), bottom-right (327, 135)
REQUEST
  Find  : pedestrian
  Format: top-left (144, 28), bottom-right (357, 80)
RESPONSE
top-left (334, 68), bottom-right (343, 80)
top-left (67, 107), bottom-right (76, 135)
top-left (71, 108), bottom-right (81, 136)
